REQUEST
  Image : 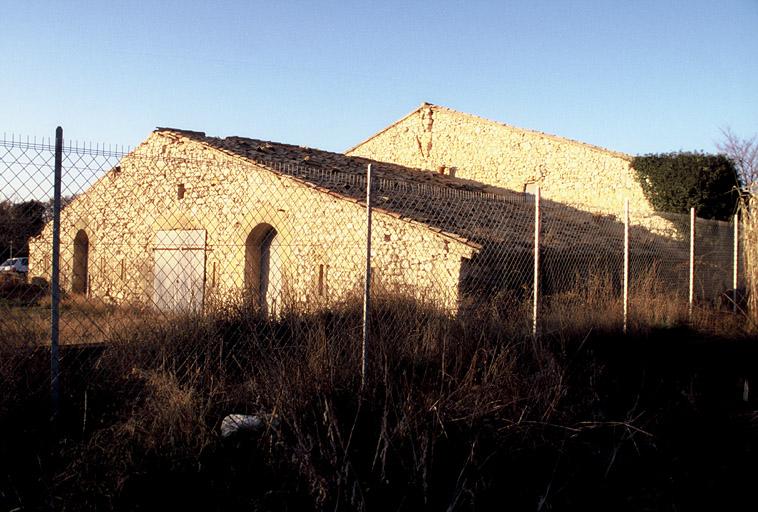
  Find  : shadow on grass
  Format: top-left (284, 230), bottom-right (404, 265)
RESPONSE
top-left (0, 294), bottom-right (756, 511)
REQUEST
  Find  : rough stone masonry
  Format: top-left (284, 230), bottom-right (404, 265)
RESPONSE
top-left (347, 103), bottom-right (656, 221)
top-left (28, 130), bottom-right (476, 313)
top-left (28, 110), bottom-right (689, 315)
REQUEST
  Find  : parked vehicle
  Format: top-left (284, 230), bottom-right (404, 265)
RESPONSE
top-left (0, 257), bottom-right (29, 274)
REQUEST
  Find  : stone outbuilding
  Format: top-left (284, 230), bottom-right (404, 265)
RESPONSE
top-left (26, 129), bottom-right (496, 313)
top-left (347, 103), bottom-right (656, 219)
top-left (29, 127), bottom-right (656, 314)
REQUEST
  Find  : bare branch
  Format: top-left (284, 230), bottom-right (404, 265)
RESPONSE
top-left (716, 127), bottom-right (758, 189)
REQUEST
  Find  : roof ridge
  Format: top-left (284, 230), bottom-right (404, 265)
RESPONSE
top-left (155, 127), bottom-right (206, 137)
top-left (151, 127), bottom-right (519, 196)
top-left (149, 129), bottom-right (483, 251)
top-left (423, 104), bottom-right (632, 160)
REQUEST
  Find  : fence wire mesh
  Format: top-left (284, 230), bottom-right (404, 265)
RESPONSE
top-left (0, 130), bottom-right (748, 407)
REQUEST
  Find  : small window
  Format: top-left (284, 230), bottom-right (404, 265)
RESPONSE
top-left (318, 264), bottom-right (325, 296)
top-left (177, 183), bottom-right (186, 199)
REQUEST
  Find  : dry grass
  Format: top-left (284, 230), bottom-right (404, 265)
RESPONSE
top-left (0, 282), bottom-right (755, 510)
top-left (0, 294), bottom-right (165, 347)
top-left (541, 269), bottom-right (747, 338)
top-left (47, 300), bottom-right (575, 510)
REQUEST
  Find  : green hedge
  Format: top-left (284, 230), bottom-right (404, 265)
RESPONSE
top-left (632, 152), bottom-right (739, 220)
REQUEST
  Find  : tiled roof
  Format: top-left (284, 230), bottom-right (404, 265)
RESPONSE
top-left (155, 129), bottom-right (535, 250)
top-left (151, 129), bottom-right (671, 261)
top-left (158, 128), bottom-right (498, 194)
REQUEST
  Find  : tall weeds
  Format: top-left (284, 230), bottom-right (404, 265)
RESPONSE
top-left (0, 282), bottom-right (755, 510)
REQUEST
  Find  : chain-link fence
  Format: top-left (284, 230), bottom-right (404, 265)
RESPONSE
top-left (0, 128), bottom-right (747, 415)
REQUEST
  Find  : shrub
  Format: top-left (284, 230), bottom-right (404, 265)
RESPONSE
top-left (632, 152), bottom-right (739, 220)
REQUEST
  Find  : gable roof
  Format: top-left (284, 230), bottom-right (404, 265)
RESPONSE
top-left (156, 127), bottom-right (495, 194)
top-left (345, 102), bottom-right (631, 161)
top-left (144, 129), bottom-right (649, 259)
top-left (151, 128), bottom-right (525, 250)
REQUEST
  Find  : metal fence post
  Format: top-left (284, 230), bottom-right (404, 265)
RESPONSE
top-left (689, 207), bottom-right (695, 320)
top-left (362, 164), bottom-right (373, 387)
top-left (733, 212), bottom-right (739, 314)
top-left (51, 127), bottom-right (63, 421)
top-left (623, 199), bottom-right (629, 334)
top-left (532, 187), bottom-right (541, 337)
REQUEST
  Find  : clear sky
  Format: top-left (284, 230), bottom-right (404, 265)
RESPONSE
top-left (1, 0), bottom-right (756, 155)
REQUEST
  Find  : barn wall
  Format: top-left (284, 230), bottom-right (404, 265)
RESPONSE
top-left (28, 132), bottom-right (472, 313)
top-left (347, 105), bottom-right (655, 220)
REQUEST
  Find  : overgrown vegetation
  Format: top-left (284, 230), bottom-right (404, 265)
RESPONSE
top-left (716, 129), bottom-right (757, 323)
top-left (716, 128), bottom-right (757, 190)
top-left (632, 152), bottom-right (739, 220)
top-left (0, 286), bottom-right (756, 511)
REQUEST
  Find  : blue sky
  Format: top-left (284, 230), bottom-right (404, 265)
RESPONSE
top-left (1, 0), bottom-right (756, 155)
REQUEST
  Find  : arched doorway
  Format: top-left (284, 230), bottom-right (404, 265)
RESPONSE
top-left (245, 223), bottom-right (278, 313)
top-left (72, 230), bottom-right (89, 294)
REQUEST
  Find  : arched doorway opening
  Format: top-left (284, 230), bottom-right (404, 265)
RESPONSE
top-left (72, 230), bottom-right (89, 294)
top-left (245, 223), bottom-right (278, 313)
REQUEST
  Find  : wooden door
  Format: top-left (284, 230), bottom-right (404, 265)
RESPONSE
top-left (153, 230), bottom-right (206, 312)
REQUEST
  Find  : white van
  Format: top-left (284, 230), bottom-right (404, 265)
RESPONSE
top-left (0, 257), bottom-right (29, 274)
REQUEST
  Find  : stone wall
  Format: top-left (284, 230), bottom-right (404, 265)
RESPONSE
top-left (28, 132), bottom-right (475, 313)
top-left (347, 104), bottom-right (657, 222)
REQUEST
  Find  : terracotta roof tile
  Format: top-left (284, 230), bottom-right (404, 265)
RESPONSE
top-left (151, 129), bottom-right (673, 261)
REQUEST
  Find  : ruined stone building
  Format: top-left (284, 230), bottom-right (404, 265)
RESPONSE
top-left (29, 127), bottom-right (656, 313)
top-left (347, 103), bottom-right (655, 219)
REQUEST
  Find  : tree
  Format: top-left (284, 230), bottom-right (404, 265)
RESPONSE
top-left (718, 130), bottom-right (758, 321)
top-left (716, 128), bottom-right (757, 191)
top-left (632, 152), bottom-right (740, 220)
top-left (41, 194), bottom-right (76, 224)
top-left (0, 200), bottom-right (47, 260)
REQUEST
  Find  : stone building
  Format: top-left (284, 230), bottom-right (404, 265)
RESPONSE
top-left (29, 127), bottom-right (654, 313)
top-left (347, 103), bottom-right (655, 219)
top-left (26, 129), bottom-right (489, 313)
